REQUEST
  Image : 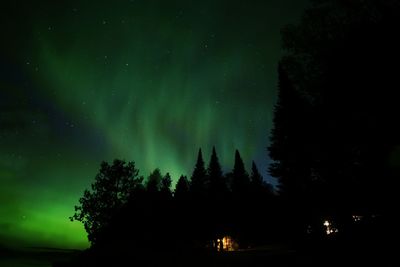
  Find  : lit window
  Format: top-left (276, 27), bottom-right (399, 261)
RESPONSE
top-left (352, 215), bottom-right (363, 222)
top-left (323, 219), bottom-right (338, 235)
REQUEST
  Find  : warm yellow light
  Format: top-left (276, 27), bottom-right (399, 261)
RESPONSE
top-left (323, 219), bottom-right (338, 235)
top-left (214, 236), bottom-right (237, 251)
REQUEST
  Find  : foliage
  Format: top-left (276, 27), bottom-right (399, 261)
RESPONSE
top-left (207, 147), bottom-right (227, 197)
top-left (160, 172), bottom-right (173, 196)
top-left (190, 148), bottom-right (207, 195)
top-left (250, 161), bottom-right (263, 189)
top-left (231, 150), bottom-right (250, 196)
top-left (174, 175), bottom-right (189, 199)
top-left (146, 168), bottom-right (163, 192)
top-left (70, 159), bottom-right (142, 244)
top-left (72, 148), bottom-right (275, 250)
top-left (269, 0), bottom-right (400, 215)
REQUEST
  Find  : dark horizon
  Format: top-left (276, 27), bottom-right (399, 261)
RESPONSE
top-left (0, 0), bottom-right (309, 248)
top-left (2, 1), bottom-right (399, 267)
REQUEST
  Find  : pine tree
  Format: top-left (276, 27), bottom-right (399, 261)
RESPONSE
top-left (231, 150), bottom-right (250, 196)
top-left (190, 148), bottom-right (207, 195)
top-left (160, 172), bottom-right (172, 197)
top-left (146, 168), bottom-right (162, 193)
top-left (174, 175), bottom-right (189, 200)
top-left (250, 161), bottom-right (263, 189)
top-left (207, 146), bottom-right (226, 197)
top-left (250, 161), bottom-right (274, 197)
top-left (268, 63), bottom-right (309, 197)
top-left (269, 0), bottom-right (400, 231)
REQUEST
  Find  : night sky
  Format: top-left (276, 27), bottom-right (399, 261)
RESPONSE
top-left (1, 0), bottom-right (308, 249)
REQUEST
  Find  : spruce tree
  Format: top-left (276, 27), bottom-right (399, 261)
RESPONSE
top-left (207, 146), bottom-right (226, 197)
top-left (268, 63), bottom-right (308, 197)
top-left (250, 161), bottom-right (263, 189)
top-left (160, 172), bottom-right (172, 196)
top-left (190, 148), bottom-right (207, 195)
top-left (231, 150), bottom-right (250, 196)
top-left (146, 168), bottom-right (162, 193)
top-left (175, 175), bottom-right (189, 200)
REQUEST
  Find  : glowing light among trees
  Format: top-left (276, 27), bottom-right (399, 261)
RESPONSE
top-left (214, 236), bottom-right (238, 251)
top-left (323, 220), bottom-right (338, 235)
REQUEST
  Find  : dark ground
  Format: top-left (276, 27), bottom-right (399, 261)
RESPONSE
top-left (0, 246), bottom-right (79, 267)
top-left (1, 238), bottom-right (396, 267)
top-left (50, 241), bottom-right (397, 267)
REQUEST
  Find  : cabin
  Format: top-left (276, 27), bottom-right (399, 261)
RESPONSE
top-left (210, 236), bottom-right (239, 251)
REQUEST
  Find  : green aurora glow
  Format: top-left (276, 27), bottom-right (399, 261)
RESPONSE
top-left (0, 0), bottom-right (307, 249)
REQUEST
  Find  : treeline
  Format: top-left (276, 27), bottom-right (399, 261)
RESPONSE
top-left (70, 147), bottom-right (279, 256)
top-left (64, 1), bottom-right (400, 266)
top-left (267, 0), bottom-right (399, 258)
top-left (269, 0), bottom-right (399, 230)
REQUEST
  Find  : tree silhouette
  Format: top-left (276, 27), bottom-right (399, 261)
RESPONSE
top-left (67, 148), bottom-right (296, 265)
top-left (174, 175), bottom-right (189, 200)
top-left (268, 63), bottom-right (309, 199)
top-left (226, 150), bottom-right (252, 246)
top-left (146, 168), bottom-right (162, 193)
top-left (207, 146), bottom-right (227, 197)
top-left (250, 161), bottom-right (263, 190)
top-left (269, 0), bottom-right (400, 238)
top-left (160, 172), bottom-right (172, 196)
top-left (231, 150), bottom-right (250, 196)
top-left (190, 148), bottom-right (207, 195)
top-left (250, 161), bottom-right (274, 198)
top-left (171, 175), bottom-right (191, 249)
top-left (70, 159), bottom-right (142, 244)
top-left (206, 146), bottom-right (228, 243)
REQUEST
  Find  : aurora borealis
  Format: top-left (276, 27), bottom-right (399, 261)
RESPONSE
top-left (1, 0), bottom-right (308, 249)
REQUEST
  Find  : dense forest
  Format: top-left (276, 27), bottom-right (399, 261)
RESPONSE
top-left (61, 0), bottom-right (399, 266)
top-left (70, 149), bottom-right (276, 250)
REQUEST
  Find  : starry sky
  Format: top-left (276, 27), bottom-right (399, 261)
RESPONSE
top-left (0, 0), bottom-right (308, 249)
